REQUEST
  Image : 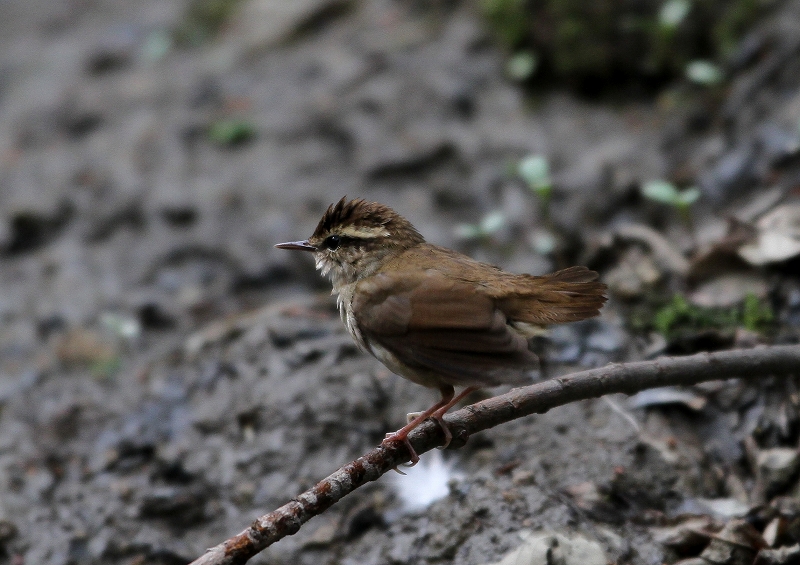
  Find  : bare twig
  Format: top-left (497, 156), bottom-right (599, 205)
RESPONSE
top-left (190, 344), bottom-right (800, 565)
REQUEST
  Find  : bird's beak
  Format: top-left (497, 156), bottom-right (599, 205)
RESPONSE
top-left (274, 240), bottom-right (316, 252)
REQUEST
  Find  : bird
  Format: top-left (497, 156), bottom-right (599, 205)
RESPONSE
top-left (276, 197), bottom-right (607, 464)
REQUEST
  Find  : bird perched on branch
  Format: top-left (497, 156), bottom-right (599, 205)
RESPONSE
top-left (277, 197), bottom-right (606, 464)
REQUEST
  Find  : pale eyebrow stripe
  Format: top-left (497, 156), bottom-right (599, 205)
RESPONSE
top-left (338, 226), bottom-right (390, 239)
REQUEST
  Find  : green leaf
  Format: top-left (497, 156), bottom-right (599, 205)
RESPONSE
top-left (686, 60), bottom-right (724, 86)
top-left (659, 0), bottom-right (691, 29)
top-left (675, 186), bottom-right (700, 206)
top-left (742, 293), bottom-right (773, 332)
top-left (641, 180), bottom-right (679, 204)
top-left (454, 223), bottom-right (482, 239)
top-left (506, 51), bottom-right (538, 81)
top-left (518, 155), bottom-right (551, 191)
top-left (208, 119), bottom-right (256, 146)
top-left (479, 211), bottom-right (507, 234)
top-left (530, 231), bottom-right (556, 255)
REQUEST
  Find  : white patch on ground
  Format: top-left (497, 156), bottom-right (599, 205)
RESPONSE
top-left (388, 450), bottom-right (463, 515)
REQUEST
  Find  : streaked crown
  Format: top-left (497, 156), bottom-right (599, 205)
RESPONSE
top-left (309, 197), bottom-right (424, 251)
top-left (307, 198), bottom-right (425, 287)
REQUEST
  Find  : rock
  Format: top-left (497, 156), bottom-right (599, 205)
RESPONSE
top-left (739, 204), bottom-right (800, 266)
top-left (481, 531), bottom-right (607, 565)
top-left (605, 247), bottom-right (663, 299)
top-left (689, 273), bottom-right (768, 308)
top-left (758, 448), bottom-right (800, 498)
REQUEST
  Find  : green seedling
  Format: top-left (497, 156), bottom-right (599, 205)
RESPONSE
top-left (641, 179), bottom-right (699, 234)
top-left (208, 119), bottom-right (256, 147)
top-left (685, 60), bottom-right (724, 86)
top-left (455, 210), bottom-right (507, 241)
top-left (478, 0), bottom-right (758, 94)
top-left (506, 51), bottom-right (538, 81)
top-left (479, 0), bottom-right (529, 47)
top-left (652, 293), bottom-right (773, 339)
top-left (100, 312), bottom-right (141, 340)
top-left (742, 293), bottom-right (774, 333)
top-left (91, 356), bottom-right (122, 380)
top-left (659, 0), bottom-right (691, 29)
top-left (519, 154), bottom-right (553, 222)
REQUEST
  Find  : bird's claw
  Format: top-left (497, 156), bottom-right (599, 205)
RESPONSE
top-left (382, 433), bottom-right (420, 466)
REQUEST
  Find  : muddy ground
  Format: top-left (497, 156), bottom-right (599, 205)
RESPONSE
top-left (1, 1), bottom-right (800, 564)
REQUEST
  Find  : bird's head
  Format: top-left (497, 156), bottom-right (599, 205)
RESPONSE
top-left (275, 197), bottom-right (425, 288)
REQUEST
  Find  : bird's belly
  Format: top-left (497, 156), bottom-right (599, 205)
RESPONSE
top-left (369, 342), bottom-right (443, 389)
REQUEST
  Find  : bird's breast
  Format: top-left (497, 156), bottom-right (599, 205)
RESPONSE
top-left (335, 283), bottom-right (367, 351)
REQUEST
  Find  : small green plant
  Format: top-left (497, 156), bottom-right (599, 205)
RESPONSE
top-left (506, 51), bottom-right (538, 81)
top-left (651, 293), bottom-right (773, 338)
top-left (641, 179), bottom-right (699, 233)
top-left (659, 0), bottom-right (691, 30)
top-left (477, 0), bottom-right (758, 95)
top-left (208, 119), bottom-right (256, 147)
top-left (479, 0), bottom-right (530, 47)
top-left (519, 154), bottom-right (553, 222)
top-left (91, 356), bottom-right (122, 380)
top-left (455, 210), bottom-right (507, 240)
top-left (685, 60), bottom-right (724, 86)
top-left (742, 293), bottom-right (774, 332)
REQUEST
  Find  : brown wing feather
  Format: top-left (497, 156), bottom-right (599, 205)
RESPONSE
top-left (352, 271), bottom-right (538, 387)
top-left (378, 247), bottom-right (606, 326)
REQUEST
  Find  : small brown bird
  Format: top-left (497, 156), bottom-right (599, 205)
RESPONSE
top-left (276, 198), bottom-right (606, 463)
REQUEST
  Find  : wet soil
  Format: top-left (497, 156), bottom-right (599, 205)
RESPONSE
top-left (1, 1), bottom-right (800, 564)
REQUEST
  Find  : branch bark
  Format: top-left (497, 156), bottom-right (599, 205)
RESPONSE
top-left (190, 344), bottom-right (800, 565)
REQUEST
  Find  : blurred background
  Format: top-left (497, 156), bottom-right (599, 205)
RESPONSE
top-left (1, 0), bottom-right (800, 564)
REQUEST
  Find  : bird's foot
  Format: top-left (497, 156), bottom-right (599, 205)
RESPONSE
top-left (399, 412), bottom-right (452, 451)
top-left (432, 415), bottom-right (453, 450)
top-left (382, 432), bottom-right (420, 466)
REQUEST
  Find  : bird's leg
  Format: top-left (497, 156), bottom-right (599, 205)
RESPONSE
top-left (431, 386), bottom-right (478, 449)
top-left (382, 385), bottom-right (454, 465)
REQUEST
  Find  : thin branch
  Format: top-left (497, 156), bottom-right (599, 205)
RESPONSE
top-left (189, 344), bottom-right (800, 565)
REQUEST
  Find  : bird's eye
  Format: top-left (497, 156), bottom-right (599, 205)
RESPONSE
top-left (325, 235), bottom-right (341, 250)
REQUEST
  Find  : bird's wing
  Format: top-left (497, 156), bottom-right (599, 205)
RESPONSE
top-left (352, 270), bottom-right (538, 386)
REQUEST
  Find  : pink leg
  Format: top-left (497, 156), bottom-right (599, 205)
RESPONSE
top-left (382, 385), bottom-right (454, 465)
top-left (430, 386), bottom-right (478, 449)
top-left (383, 385), bottom-right (479, 464)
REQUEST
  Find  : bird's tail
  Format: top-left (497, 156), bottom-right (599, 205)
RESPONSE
top-left (498, 266), bottom-right (607, 325)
